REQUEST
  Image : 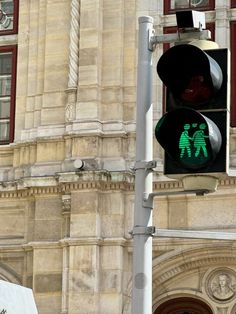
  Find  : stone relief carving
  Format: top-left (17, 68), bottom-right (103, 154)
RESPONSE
top-left (206, 268), bottom-right (236, 303)
top-left (62, 194), bottom-right (71, 214)
top-left (65, 102), bottom-right (75, 122)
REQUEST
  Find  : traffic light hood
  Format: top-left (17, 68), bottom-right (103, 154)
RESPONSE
top-left (157, 44), bottom-right (223, 105)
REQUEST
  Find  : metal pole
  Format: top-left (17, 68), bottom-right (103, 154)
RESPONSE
top-left (132, 16), bottom-right (154, 314)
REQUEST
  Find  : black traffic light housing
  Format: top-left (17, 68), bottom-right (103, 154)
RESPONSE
top-left (155, 43), bottom-right (230, 178)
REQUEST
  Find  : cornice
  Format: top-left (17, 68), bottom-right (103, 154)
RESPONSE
top-left (0, 170), bottom-right (235, 198)
top-left (19, 237), bottom-right (130, 250)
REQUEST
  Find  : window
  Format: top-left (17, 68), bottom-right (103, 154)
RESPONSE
top-left (0, 0), bottom-right (18, 35)
top-left (232, 0), bottom-right (236, 8)
top-left (0, 0), bottom-right (18, 144)
top-left (231, 22), bottom-right (236, 126)
top-left (0, 46), bottom-right (16, 143)
top-left (164, 0), bottom-right (215, 15)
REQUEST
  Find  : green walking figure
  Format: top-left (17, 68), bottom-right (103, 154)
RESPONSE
top-left (179, 124), bottom-right (192, 158)
top-left (192, 123), bottom-right (209, 158)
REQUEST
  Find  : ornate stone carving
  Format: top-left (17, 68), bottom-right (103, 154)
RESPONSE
top-left (68, 0), bottom-right (80, 89)
top-left (62, 194), bottom-right (71, 214)
top-left (66, 0), bottom-right (80, 123)
top-left (65, 100), bottom-right (75, 122)
top-left (206, 268), bottom-right (236, 303)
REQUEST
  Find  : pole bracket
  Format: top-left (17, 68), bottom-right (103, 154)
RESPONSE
top-left (134, 160), bottom-right (157, 171)
top-left (143, 192), bottom-right (154, 209)
top-left (130, 226), bottom-right (156, 237)
top-left (149, 29), bottom-right (211, 51)
top-left (142, 188), bottom-right (209, 209)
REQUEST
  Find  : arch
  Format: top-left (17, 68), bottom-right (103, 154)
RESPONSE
top-left (152, 244), bottom-right (236, 313)
top-left (154, 297), bottom-right (213, 314)
top-left (152, 244), bottom-right (236, 294)
top-left (0, 262), bottom-right (22, 285)
top-left (123, 245), bottom-right (236, 313)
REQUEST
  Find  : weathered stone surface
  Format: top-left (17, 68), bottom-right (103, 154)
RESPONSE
top-left (34, 273), bottom-right (62, 293)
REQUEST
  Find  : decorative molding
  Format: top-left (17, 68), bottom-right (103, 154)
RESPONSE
top-left (25, 241), bottom-right (60, 250)
top-left (61, 244), bottom-right (69, 314)
top-left (65, 100), bottom-right (76, 123)
top-left (0, 262), bottom-right (22, 285)
top-left (62, 194), bottom-right (71, 238)
top-left (0, 169), bottom-right (235, 198)
top-left (205, 268), bottom-right (236, 303)
top-left (66, 0), bottom-right (80, 122)
top-left (61, 194), bottom-right (71, 215)
top-left (152, 246), bottom-right (236, 289)
top-left (68, 0), bottom-right (80, 89)
top-left (59, 237), bottom-right (129, 247)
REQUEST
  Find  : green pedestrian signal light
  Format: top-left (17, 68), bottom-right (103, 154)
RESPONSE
top-left (155, 43), bottom-right (229, 177)
top-left (155, 108), bottom-right (222, 172)
top-left (179, 123), bottom-right (210, 161)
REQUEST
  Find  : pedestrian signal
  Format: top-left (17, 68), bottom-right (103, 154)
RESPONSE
top-left (155, 108), bottom-right (223, 173)
top-left (155, 43), bottom-right (229, 177)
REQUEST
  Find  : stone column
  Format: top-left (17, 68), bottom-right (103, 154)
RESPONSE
top-left (75, 0), bottom-right (103, 132)
top-left (65, 0), bottom-right (80, 125)
top-left (215, 0), bottom-right (230, 47)
top-left (68, 189), bottom-right (101, 313)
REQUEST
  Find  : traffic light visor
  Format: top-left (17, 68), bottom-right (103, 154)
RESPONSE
top-left (157, 44), bottom-right (223, 105)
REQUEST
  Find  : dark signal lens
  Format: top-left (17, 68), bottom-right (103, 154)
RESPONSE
top-left (180, 75), bottom-right (213, 104)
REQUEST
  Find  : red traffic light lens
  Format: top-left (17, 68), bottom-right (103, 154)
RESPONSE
top-left (157, 44), bottom-right (223, 106)
top-left (180, 75), bottom-right (213, 104)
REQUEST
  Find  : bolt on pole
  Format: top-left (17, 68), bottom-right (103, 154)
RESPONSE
top-left (131, 16), bottom-right (154, 314)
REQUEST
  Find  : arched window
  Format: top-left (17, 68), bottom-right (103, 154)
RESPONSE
top-left (0, 0), bottom-right (18, 35)
top-left (154, 297), bottom-right (213, 314)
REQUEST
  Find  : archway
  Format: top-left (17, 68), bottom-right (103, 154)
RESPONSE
top-left (154, 297), bottom-right (213, 314)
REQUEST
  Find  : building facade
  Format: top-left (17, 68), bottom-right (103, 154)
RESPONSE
top-left (0, 0), bottom-right (236, 313)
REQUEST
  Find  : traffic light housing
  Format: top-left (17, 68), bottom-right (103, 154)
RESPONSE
top-left (155, 43), bottom-right (230, 178)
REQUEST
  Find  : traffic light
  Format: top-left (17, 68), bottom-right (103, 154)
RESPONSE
top-left (155, 43), bottom-right (229, 177)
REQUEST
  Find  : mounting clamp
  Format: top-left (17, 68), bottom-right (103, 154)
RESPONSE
top-left (130, 226), bottom-right (156, 237)
top-left (134, 160), bottom-right (157, 171)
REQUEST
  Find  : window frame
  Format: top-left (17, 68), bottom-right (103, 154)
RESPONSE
top-left (231, 21), bottom-right (236, 126)
top-left (0, 45), bottom-right (17, 144)
top-left (0, 0), bottom-right (19, 36)
top-left (232, 0), bottom-right (236, 8)
top-left (0, 0), bottom-right (19, 144)
top-left (164, 0), bottom-right (215, 15)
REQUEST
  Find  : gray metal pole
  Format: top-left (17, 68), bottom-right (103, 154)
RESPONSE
top-left (132, 16), bottom-right (154, 314)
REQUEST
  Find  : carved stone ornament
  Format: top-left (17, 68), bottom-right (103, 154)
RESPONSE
top-left (65, 102), bottom-right (75, 122)
top-left (206, 268), bottom-right (236, 303)
top-left (62, 194), bottom-right (71, 214)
